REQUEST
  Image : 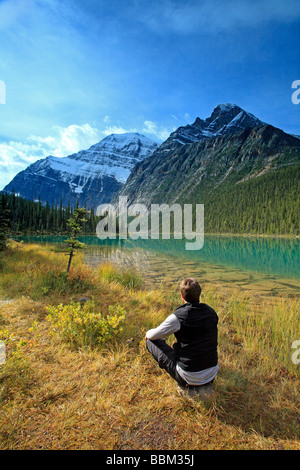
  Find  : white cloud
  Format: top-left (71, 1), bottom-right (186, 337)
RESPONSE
top-left (0, 141), bottom-right (39, 190)
top-left (103, 115), bottom-right (112, 124)
top-left (101, 125), bottom-right (138, 136)
top-left (37, 123), bottom-right (103, 157)
top-left (142, 120), bottom-right (175, 141)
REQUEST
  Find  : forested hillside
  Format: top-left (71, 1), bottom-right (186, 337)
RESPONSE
top-left (200, 164), bottom-right (300, 235)
top-left (0, 192), bottom-right (99, 235)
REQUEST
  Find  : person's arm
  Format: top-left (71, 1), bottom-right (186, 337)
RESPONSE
top-left (145, 314), bottom-right (180, 340)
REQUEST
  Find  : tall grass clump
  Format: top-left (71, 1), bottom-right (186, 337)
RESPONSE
top-left (46, 300), bottom-right (126, 349)
top-left (37, 264), bottom-right (96, 297)
top-left (0, 328), bottom-right (32, 404)
top-left (237, 296), bottom-right (300, 375)
top-left (202, 284), bottom-right (300, 375)
top-left (97, 262), bottom-right (143, 290)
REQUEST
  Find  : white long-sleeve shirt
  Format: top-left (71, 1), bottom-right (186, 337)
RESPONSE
top-left (146, 313), bottom-right (219, 386)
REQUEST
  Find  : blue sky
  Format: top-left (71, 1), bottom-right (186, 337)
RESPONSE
top-left (0, 0), bottom-right (299, 189)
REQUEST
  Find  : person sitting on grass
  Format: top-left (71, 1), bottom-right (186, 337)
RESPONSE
top-left (145, 278), bottom-right (219, 391)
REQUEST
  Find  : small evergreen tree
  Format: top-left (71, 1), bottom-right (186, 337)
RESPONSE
top-left (64, 207), bottom-right (88, 272)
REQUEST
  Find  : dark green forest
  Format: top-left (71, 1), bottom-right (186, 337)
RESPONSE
top-left (0, 191), bottom-right (99, 235)
top-left (202, 164), bottom-right (300, 235)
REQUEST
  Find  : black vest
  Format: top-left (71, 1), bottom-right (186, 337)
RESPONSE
top-left (173, 302), bottom-right (218, 372)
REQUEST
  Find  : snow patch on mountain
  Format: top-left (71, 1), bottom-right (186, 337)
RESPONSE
top-left (35, 132), bottom-right (157, 185)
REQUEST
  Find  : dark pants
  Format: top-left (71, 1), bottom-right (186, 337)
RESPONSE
top-left (146, 339), bottom-right (215, 389)
top-left (146, 338), bottom-right (189, 387)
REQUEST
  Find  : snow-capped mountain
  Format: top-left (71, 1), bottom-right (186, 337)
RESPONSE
top-left (4, 133), bottom-right (158, 208)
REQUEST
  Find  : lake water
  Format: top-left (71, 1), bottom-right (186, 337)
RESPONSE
top-left (15, 234), bottom-right (300, 297)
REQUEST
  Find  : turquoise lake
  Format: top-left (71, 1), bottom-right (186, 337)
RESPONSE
top-left (15, 234), bottom-right (300, 297)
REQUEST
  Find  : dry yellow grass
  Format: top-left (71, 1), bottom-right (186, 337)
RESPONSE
top-left (0, 242), bottom-right (299, 450)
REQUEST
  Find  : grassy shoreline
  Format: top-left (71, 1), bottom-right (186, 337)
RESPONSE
top-left (0, 241), bottom-right (299, 450)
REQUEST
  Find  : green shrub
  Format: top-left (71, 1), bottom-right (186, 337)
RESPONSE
top-left (46, 301), bottom-right (126, 348)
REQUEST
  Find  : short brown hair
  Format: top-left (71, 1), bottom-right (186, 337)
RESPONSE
top-left (180, 278), bottom-right (201, 303)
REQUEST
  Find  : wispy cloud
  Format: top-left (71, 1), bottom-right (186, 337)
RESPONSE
top-left (142, 121), bottom-right (175, 141)
top-left (103, 115), bottom-right (112, 124)
top-left (101, 125), bottom-right (138, 136)
top-left (138, 0), bottom-right (300, 35)
top-left (0, 0), bottom-right (36, 31)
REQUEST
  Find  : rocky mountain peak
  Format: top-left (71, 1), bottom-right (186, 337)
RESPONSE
top-left (198, 103), bottom-right (263, 135)
top-left (159, 103), bottom-right (264, 153)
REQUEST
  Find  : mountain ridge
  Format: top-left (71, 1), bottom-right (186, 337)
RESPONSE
top-left (3, 132), bottom-right (158, 209)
